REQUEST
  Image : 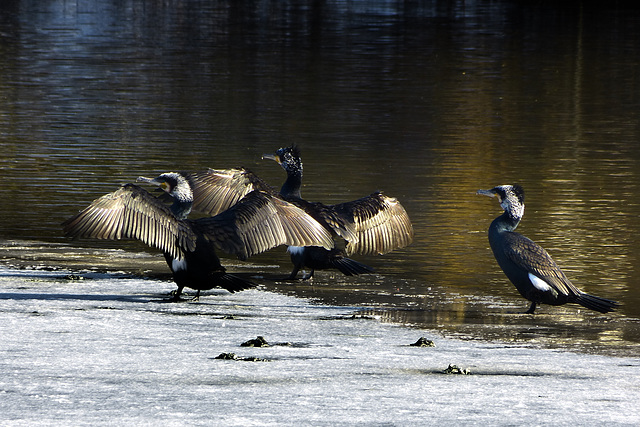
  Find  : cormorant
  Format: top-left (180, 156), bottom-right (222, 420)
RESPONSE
top-left (174, 147), bottom-right (413, 280)
top-left (477, 184), bottom-right (619, 314)
top-left (262, 145), bottom-right (414, 279)
top-left (63, 172), bottom-right (334, 300)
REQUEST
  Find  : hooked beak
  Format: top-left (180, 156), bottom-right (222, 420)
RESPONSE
top-left (477, 188), bottom-right (503, 203)
top-left (261, 153), bottom-right (280, 163)
top-left (476, 189), bottom-right (497, 198)
top-left (136, 176), bottom-right (155, 184)
top-left (137, 176), bottom-right (168, 192)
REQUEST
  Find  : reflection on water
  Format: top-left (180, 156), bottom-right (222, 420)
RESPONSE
top-left (0, 1), bottom-right (639, 349)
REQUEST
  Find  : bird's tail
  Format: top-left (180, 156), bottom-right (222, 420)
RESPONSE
top-left (575, 292), bottom-right (619, 314)
top-left (217, 274), bottom-right (257, 293)
top-left (331, 257), bottom-right (375, 276)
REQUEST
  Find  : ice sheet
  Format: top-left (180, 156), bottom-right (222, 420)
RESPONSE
top-left (0, 266), bottom-right (638, 426)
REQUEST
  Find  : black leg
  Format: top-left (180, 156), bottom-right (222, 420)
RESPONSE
top-left (287, 266), bottom-right (300, 280)
top-left (170, 286), bottom-right (185, 302)
top-left (525, 301), bottom-right (537, 314)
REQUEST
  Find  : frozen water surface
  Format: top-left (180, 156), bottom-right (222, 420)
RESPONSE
top-left (0, 265), bottom-right (638, 426)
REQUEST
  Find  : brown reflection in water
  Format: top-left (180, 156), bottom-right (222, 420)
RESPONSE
top-left (0, 2), bottom-right (639, 346)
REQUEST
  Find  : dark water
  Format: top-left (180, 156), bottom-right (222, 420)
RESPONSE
top-left (1, 1), bottom-right (639, 354)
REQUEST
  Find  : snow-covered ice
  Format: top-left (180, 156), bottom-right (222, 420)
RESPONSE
top-left (0, 266), bottom-right (638, 426)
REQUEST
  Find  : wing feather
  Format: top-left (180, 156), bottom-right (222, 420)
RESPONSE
top-left (63, 184), bottom-right (197, 259)
top-left (268, 196), bottom-right (335, 249)
top-left (501, 232), bottom-right (582, 297)
top-left (188, 168), bottom-right (275, 216)
top-left (332, 192), bottom-right (414, 256)
top-left (195, 191), bottom-right (334, 260)
top-left (286, 198), bottom-right (358, 242)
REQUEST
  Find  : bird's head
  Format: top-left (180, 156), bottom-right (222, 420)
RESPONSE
top-left (477, 184), bottom-right (525, 219)
top-left (262, 145), bottom-right (303, 175)
top-left (137, 172), bottom-right (193, 202)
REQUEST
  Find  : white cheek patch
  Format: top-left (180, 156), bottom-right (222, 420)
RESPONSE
top-left (171, 258), bottom-right (188, 272)
top-left (287, 246), bottom-right (305, 256)
top-left (501, 199), bottom-right (524, 219)
top-left (529, 273), bottom-right (552, 292)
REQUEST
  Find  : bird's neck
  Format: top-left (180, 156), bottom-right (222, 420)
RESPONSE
top-left (490, 210), bottom-right (522, 234)
top-left (170, 182), bottom-right (194, 220)
top-left (280, 167), bottom-right (303, 199)
top-left (170, 200), bottom-right (192, 220)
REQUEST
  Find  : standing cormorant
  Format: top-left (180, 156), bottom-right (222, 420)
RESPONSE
top-left (262, 145), bottom-right (414, 279)
top-left (63, 172), bottom-right (334, 300)
top-left (477, 184), bottom-right (619, 314)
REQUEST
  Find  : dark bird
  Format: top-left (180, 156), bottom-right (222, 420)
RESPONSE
top-left (63, 172), bottom-right (334, 300)
top-left (477, 184), bottom-right (619, 314)
top-left (262, 145), bottom-right (414, 279)
top-left (177, 147), bottom-right (413, 280)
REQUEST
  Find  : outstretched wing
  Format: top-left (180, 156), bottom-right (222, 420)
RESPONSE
top-left (332, 192), bottom-right (414, 256)
top-left (62, 184), bottom-right (196, 260)
top-left (501, 232), bottom-right (581, 297)
top-left (194, 190), bottom-right (334, 260)
top-left (285, 198), bottom-right (358, 243)
top-left (188, 168), bottom-right (275, 216)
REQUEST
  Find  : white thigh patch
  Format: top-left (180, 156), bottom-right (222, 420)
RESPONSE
top-left (287, 246), bottom-right (305, 256)
top-left (529, 273), bottom-right (552, 292)
top-left (172, 258), bottom-right (188, 272)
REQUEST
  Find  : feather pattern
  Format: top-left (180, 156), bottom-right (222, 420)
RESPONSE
top-left (500, 232), bottom-right (581, 297)
top-left (333, 192), bottom-right (414, 256)
top-left (195, 191), bottom-right (334, 260)
top-left (62, 184), bottom-right (196, 260)
top-left (188, 168), bottom-right (275, 217)
top-left (285, 198), bottom-right (358, 243)
top-left (188, 166), bottom-right (360, 247)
